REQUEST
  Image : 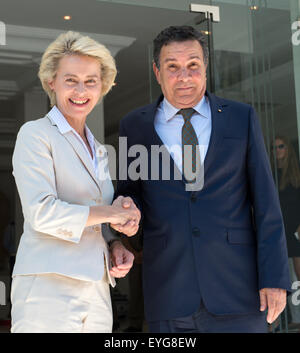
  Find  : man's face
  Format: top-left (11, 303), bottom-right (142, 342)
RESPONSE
top-left (153, 40), bottom-right (207, 109)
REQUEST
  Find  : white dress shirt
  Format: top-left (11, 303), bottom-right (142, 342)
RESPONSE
top-left (154, 96), bottom-right (212, 174)
top-left (48, 105), bottom-right (98, 174)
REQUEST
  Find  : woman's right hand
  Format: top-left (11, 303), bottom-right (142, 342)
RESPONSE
top-left (109, 196), bottom-right (141, 236)
top-left (108, 196), bottom-right (141, 226)
top-left (86, 196), bottom-right (140, 231)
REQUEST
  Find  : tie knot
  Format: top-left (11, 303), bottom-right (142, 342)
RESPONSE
top-left (179, 108), bottom-right (195, 122)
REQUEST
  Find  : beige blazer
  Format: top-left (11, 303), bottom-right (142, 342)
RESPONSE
top-left (12, 114), bottom-right (115, 286)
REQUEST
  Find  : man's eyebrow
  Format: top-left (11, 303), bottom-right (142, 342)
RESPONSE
top-left (163, 55), bottom-right (202, 63)
top-left (189, 55), bottom-right (202, 60)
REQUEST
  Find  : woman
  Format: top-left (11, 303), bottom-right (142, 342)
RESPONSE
top-left (271, 136), bottom-right (300, 326)
top-left (10, 31), bottom-right (140, 333)
top-left (271, 136), bottom-right (300, 274)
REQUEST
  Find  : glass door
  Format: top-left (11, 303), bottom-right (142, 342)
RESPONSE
top-left (148, 0), bottom-right (300, 333)
top-left (191, 11), bottom-right (216, 93)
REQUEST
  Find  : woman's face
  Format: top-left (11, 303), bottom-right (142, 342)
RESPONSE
top-left (48, 54), bottom-right (102, 122)
top-left (274, 138), bottom-right (287, 161)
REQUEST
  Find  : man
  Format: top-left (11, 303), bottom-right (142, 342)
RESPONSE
top-left (112, 26), bottom-right (291, 333)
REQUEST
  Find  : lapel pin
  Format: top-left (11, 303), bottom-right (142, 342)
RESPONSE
top-left (218, 108), bottom-right (222, 113)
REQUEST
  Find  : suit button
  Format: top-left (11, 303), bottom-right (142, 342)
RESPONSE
top-left (192, 227), bottom-right (200, 237)
top-left (191, 193), bottom-right (197, 202)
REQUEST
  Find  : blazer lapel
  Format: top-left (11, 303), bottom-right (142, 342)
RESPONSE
top-left (140, 95), bottom-right (184, 183)
top-left (47, 115), bottom-right (102, 193)
top-left (94, 139), bottom-right (111, 186)
top-left (203, 91), bottom-right (229, 177)
top-left (140, 95), bottom-right (164, 147)
top-left (142, 94), bottom-right (230, 187)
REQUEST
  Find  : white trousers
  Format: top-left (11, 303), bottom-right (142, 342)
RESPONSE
top-left (10, 273), bottom-right (112, 333)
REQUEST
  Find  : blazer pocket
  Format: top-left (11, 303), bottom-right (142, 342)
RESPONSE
top-left (227, 229), bottom-right (255, 245)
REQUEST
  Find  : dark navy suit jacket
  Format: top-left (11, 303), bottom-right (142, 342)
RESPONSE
top-left (115, 92), bottom-right (291, 322)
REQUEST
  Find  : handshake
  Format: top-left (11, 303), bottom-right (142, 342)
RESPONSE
top-left (109, 196), bottom-right (141, 236)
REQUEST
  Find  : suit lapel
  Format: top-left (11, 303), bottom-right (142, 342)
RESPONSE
top-left (203, 92), bottom-right (229, 177)
top-left (47, 114), bottom-right (102, 193)
top-left (94, 139), bottom-right (111, 187)
top-left (140, 95), bottom-right (164, 147)
top-left (140, 96), bottom-right (184, 183)
top-left (142, 93), bottom-right (229, 189)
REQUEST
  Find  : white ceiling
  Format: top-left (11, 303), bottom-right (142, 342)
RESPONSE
top-left (0, 0), bottom-right (195, 39)
top-left (0, 0), bottom-right (198, 138)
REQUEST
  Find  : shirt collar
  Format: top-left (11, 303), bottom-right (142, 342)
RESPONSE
top-left (48, 105), bottom-right (73, 134)
top-left (48, 105), bottom-right (95, 147)
top-left (162, 95), bottom-right (210, 122)
top-left (84, 124), bottom-right (95, 150)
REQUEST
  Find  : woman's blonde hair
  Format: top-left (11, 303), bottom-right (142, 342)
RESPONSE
top-left (270, 135), bottom-right (300, 190)
top-left (38, 31), bottom-right (117, 106)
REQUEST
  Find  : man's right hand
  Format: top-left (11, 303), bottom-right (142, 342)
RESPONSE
top-left (110, 196), bottom-right (140, 236)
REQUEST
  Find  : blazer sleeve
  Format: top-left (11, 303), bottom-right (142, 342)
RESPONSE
top-left (246, 107), bottom-right (291, 292)
top-left (12, 121), bottom-right (90, 244)
top-left (101, 223), bottom-right (120, 244)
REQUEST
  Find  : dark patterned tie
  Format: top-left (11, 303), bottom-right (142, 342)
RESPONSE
top-left (180, 108), bottom-right (200, 182)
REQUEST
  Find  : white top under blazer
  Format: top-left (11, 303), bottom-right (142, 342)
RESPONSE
top-left (12, 106), bottom-right (115, 286)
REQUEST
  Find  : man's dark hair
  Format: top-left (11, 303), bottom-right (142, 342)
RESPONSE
top-left (153, 25), bottom-right (209, 69)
